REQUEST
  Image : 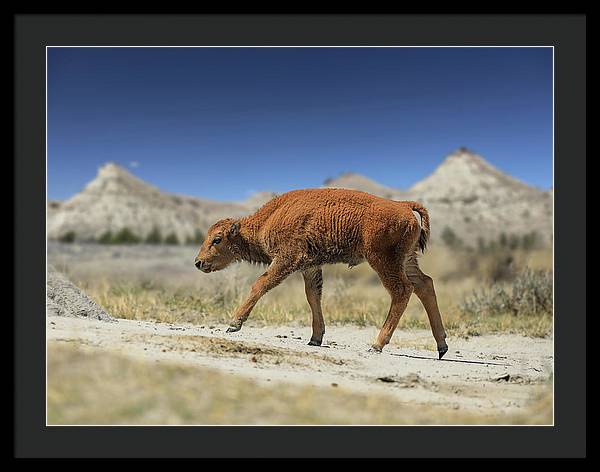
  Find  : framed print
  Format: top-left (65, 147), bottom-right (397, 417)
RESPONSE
top-left (14, 13), bottom-right (586, 458)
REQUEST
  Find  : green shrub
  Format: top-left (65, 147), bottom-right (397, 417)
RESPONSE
top-left (484, 240), bottom-right (498, 253)
top-left (499, 232), bottom-right (508, 248)
top-left (459, 268), bottom-right (553, 317)
top-left (441, 227), bottom-right (463, 248)
top-left (521, 231), bottom-right (540, 250)
top-left (145, 227), bottom-right (163, 244)
top-left (478, 231), bottom-right (542, 254)
top-left (112, 228), bottom-right (141, 244)
top-left (164, 232), bottom-right (179, 245)
top-left (58, 231), bottom-right (76, 243)
top-left (193, 229), bottom-right (205, 245)
top-left (487, 252), bottom-right (516, 282)
top-left (476, 237), bottom-right (492, 254)
top-left (508, 234), bottom-right (520, 250)
top-left (184, 230), bottom-right (205, 246)
top-left (98, 231), bottom-right (113, 244)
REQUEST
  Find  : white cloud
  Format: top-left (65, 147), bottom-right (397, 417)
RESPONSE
top-left (129, 161), bottom-right (140, 168)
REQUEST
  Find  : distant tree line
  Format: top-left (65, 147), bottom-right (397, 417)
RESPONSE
top-left (57, 227), bottom-right (205, 246)
top-left (441, 227), bottom-right (543, 252)
top-left (57, 231), bottom-right (76, 243)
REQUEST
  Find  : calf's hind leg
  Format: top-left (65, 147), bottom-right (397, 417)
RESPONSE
top-left (368, 255), bottom-right (413, 352)
top-left (302, 266), bottom-right (325, 346)
top-left (406, 254), bottom-right (448, 359)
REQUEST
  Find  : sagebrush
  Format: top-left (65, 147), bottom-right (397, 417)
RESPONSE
top-left (459, 268), bottom-right (552, 317)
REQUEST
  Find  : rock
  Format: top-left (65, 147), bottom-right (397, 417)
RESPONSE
top-left (46, 265), bottom-right (114, 321)
top-left (494, 373), bottom-right (511, 382)
top-left (377, 373), bottom-right (423, 387)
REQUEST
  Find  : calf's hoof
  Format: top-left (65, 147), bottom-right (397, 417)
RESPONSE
top-left (438, 344), bottom-right (449, 359)
top-left (226, 325), bottom-right (241, 333)
top-left (368, 345), bottom-right (382, 353)
top-left (307, 339), bottom-right (322, 346)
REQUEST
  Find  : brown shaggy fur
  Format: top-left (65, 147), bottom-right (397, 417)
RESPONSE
top-left (195, 188), bottom-right (448, 356)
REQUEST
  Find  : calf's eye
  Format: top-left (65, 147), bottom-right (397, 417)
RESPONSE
top-left (212, 236), bottom-right (222, 245)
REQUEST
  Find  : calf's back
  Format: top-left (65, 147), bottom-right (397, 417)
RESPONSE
top-left (248, 188), bottom-right (421, 266)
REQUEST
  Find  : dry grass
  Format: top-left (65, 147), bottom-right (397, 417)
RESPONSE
top-left (47, 243), bottom-right (554, 427)
top-left (47, 342), bottom-right (553, 425)
top-left (54, 243), bottom-right (553, 338)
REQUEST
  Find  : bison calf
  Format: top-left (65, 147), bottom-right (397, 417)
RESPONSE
top-left (194, 188), bottom-right (448, 358)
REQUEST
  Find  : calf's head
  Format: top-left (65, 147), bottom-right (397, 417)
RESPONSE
top-left (194, 218), bottom-right (240, 273)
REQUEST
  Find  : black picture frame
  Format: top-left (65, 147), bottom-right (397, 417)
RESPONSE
top-left (14, 14), bottom-right (586, 458)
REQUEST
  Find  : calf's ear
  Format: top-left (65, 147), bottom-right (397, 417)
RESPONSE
top-left (229, 220), bottom-right (240, 237)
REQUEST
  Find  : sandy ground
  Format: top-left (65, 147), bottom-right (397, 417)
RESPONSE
top-left (48, 316), bottom-right (553, 416)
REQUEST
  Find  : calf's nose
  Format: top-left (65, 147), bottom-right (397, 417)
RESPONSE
top-left (195, 259), bottom-right (203, 269)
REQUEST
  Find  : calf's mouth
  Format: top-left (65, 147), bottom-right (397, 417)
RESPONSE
top-left (194, 260), bottom-right (213, 273)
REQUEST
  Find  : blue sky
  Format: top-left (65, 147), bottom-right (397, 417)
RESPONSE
top-left (47, 47), bottom-right (553, 201)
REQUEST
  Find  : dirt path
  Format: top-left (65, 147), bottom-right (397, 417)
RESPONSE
top-left (48, 316), bottom-right (553, 416)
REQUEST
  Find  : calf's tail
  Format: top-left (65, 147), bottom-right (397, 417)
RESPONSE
top-left (407, 201), bottom-right (430, 253)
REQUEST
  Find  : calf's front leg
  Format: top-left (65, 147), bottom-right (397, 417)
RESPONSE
top-left (226, 258), bottom-right (297, 332)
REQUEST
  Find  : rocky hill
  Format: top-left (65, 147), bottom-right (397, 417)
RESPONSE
top-left (48, 149), bottom-right (552, 246)
top-left (47, 163), bottom-right (256, 243)
top-left (323, 173), bottom-right (411, 201)
top-left (324, 148), bottom-right (552, 246)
